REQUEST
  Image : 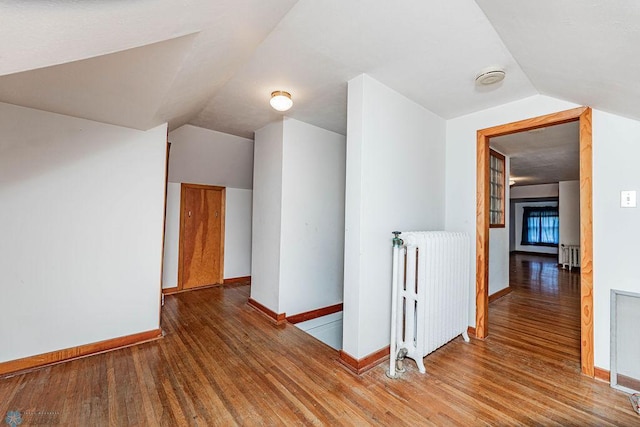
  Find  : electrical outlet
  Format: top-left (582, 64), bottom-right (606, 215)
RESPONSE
top-left (620, 190), bottom-right (636, 208)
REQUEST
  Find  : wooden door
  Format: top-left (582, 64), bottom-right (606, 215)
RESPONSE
top-left (178, 184), bottom-right (225, 290)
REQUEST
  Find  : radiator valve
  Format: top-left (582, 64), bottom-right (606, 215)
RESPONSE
top-left (392, 231), bottom-right (403, 247)
top-left (395, 347), bottom-right (408, 373)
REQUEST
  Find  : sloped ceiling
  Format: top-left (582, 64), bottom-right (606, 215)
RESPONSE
top-left (475, 0), bottom-right (640, 124)
top-left (0, 1), bottom-right (637, 138)
top-left (0, 0), bottom-right (299, 132)
top-left (0, 35), bottom-right (197, 130)
top-left (193, 0), bottom-right (536, 137)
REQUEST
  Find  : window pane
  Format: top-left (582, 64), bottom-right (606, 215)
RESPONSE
top-left (489, 149), bottom-right (505, 227)
top-left (521, 206), bottom-right (559, 246)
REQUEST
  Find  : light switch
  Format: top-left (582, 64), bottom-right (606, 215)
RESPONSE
top-left (621, 190), bottom-right (636, 208)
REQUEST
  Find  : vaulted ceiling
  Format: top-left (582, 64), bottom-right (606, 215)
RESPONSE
top-left (0, 1), bottom-right (638, 140)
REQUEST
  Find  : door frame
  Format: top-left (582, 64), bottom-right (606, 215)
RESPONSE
top-left (159, 140), bottom-right (171, 321)
top-left (177, 183), bottom-right (226, 291)
top-left (475, 106), bottom-right (594, 377)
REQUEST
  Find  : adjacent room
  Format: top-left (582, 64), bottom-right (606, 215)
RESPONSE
top-left (1, 0), bottom-right (640, 424)
top-left (487, 122), bottom-right (583, 369)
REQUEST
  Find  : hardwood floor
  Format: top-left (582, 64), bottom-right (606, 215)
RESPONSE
top-left (493, 253), bottom-right (582, 363)
top-left (1, 269), bottom-right (637, 425)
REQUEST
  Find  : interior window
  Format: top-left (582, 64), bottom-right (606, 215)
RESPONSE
top-left (489, 149), bottom-right (505, 228)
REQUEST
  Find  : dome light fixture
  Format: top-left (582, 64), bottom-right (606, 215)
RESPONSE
top-left (475, 67), bottom-right (506, 86)
top-left (270, 90), bottom-right (293, 112)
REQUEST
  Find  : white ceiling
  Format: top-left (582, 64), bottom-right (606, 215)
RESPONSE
top-left (0, 1), bottom-right (638, 139)
top-left (192, 0), bottom-right (536, 137)
top-left (0, 35), bottom-right (197, 130)
top-left (476, 0), bottom-right (640, 124)
top-left (0, 0), bottom-right (299, 132)
top-left (491, 122), bottom-right (580, 187)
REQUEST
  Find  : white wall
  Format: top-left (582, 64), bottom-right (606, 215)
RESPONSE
top-left (251, 120), bottom-right (284, 311)
top-left (251, 118), bottom-right (346, 315)
top-left (444, 95), bottom-right (579, 328)
top-left (488, 155), bottom-right (510, 295)
top-left (162, 125), bottom-right (254, 287)
top-left (489, 228), bottom-right (510, 294)
top-left (558, 180), bottom-right (580, 264)
top-left (514, 200), bottom-right (559, 254)
top-left (592, 109), bottom-right (640, 369)
top-left (0, 102), bottom-right (166, 363)
top-left (343, 74), bottom-right (446, 358)
top-left (510, 183), bottom-right (559, 199)
top-left (224, 188), bottom-right (253, 279)
top-left (280, 118), bottom-right (346, 315)
top-left (162, 182), bottom-right (181, 289)
top-left (168, 124), bottom-right (253, 189)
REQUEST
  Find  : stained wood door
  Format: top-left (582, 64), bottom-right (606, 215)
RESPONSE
top-left (178, 184), bottom-right (225, 290)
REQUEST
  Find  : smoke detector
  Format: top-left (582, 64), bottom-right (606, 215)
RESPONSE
top-left (475, 67), bottom-right (506, 85)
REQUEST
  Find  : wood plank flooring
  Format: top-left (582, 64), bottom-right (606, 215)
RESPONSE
top-left (1, 261), bottom-right (637, 425)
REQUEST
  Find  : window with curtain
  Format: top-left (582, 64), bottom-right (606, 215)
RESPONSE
top-left (521, 206), bottom-right (559, 246)
top-left (489, 149), bottom-right (505, 228)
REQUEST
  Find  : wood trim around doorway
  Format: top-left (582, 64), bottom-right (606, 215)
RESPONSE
top-left (475, 106), bottom-right (594, 377)
top-left (159, 140), bottom-right (171, 324)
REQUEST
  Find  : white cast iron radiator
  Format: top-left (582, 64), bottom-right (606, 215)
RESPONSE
top-left (389, 231), bottom-right (470, 375)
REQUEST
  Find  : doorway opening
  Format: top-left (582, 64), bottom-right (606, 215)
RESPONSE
top-left (475, 107), bottom-right (594, 377)
top-left (178, 183), bottom-right (225, 291)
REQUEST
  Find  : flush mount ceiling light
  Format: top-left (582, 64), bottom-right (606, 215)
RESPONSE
top-left (270, 90), bottom-right (293, 112)
top-left (475, 66), bottom-right (506, 86)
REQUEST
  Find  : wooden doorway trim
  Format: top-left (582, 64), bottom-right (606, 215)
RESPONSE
top-left (475, 106), bottom-right (594, 377)
top-left (177, 183), bottom-right (226, 291)
top-left (159, 141), bottom-right (171, 321)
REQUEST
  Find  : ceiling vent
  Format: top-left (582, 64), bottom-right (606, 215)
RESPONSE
top-left (475, 67), bottom-right (505, 85)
